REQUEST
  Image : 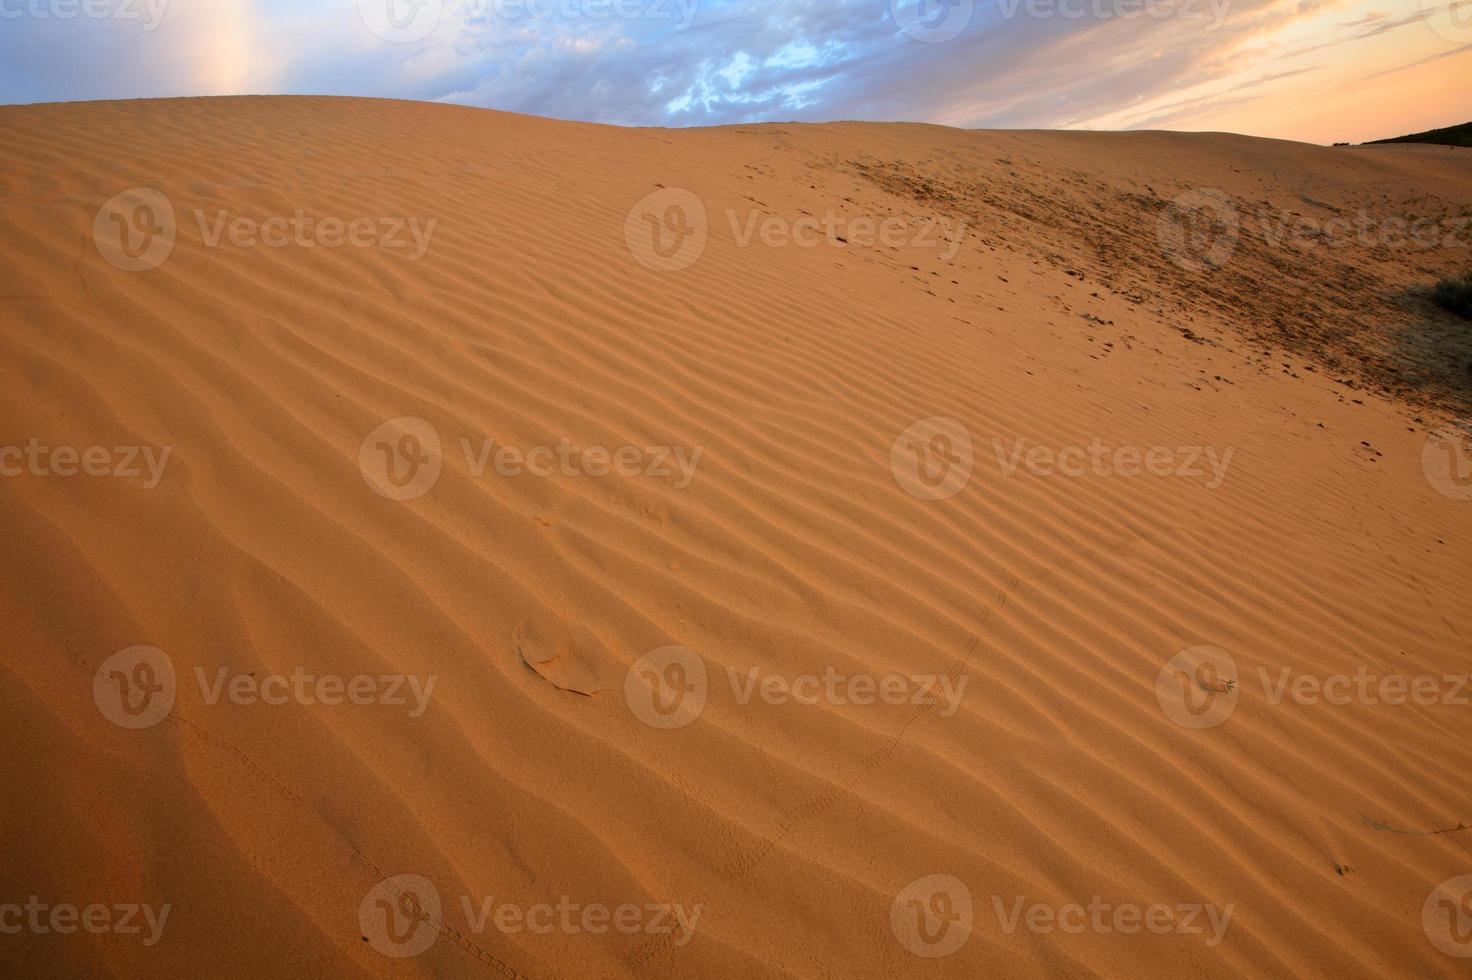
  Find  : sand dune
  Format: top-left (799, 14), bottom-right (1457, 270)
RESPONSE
top-left (1, 96), bottom-right (1470, 977)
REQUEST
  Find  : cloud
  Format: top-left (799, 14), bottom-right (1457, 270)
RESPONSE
top-left (1360, 39), bottom-right (1472, 79)
top-left (0, 0), bottom-right (1459, 142)
top-left (1122, 65), bottom-right (1322, 129)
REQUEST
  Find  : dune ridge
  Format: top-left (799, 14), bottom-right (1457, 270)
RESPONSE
top-left (1, 96), bottom-right (1470, 977)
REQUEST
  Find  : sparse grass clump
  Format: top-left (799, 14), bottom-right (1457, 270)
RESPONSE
top-left (1434, 272), bottom-right (1472, 319)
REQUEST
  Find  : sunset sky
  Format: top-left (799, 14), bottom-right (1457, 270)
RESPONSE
top-left (1, 0), bottom-right (1467, 143)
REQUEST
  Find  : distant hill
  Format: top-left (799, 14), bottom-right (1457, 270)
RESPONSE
top-left (1364, 120), bottom-right (1472, 147)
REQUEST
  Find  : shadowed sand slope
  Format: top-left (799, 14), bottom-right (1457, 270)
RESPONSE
top-left (1, 96), bottom-right (1471, 978)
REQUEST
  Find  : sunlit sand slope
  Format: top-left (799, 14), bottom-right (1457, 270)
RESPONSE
top-left (1, 96), bottom-right (1471, 978)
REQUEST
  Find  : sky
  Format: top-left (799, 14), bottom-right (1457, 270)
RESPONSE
top-left (0, 0), bottom-right (1467, 143)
